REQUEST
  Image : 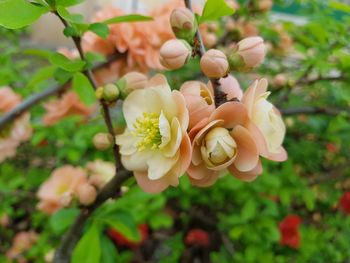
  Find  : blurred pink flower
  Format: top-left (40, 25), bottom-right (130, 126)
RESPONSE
top-left (0, 87), bottom-right (32, 163)
top-left (87, 159), bottom-right (115, 189)
top-left (6, 231), bottom-right (38, 262)
top-left (42, 91), bottom-right (94, 126)
top-left (37, 165), bottom-right (88, 214)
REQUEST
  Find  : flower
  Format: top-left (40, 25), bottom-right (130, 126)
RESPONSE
top-left (187, 101), bottom-right (263, 186)
top-left (37, 165), bottom-right (88, 214)
top-left (6, 231), bottom-right (38, 262)
top-left (339, 192), bottom-right (350, 215)
top-left (116, 74), bottom-right (191, 193)
top-left (117, 72), bottom-right (148, 99)
top-left (185, 229), bottom-right (210, 247)
top-left (279, 215), bottom-right (301, 249)
top-left (93, 132), bottom-right (113, 151)
top-left (42, 91), bottom-right (94, 126)
top-left (200, 49), bottom-right (229, 78)
top-left (0, 87), bottom-right (32, 163)
top-left (242, 79), bottom-right (287, 161)
top-left (170, 7), bottom-right (197, 42)
top-left (217, 74), bottom-right (243, 101)
top-left (180, 81), bottom-right (215, 130)
top-left (159, 39), bottom-right (192, 70)
top-left (76, 183), bottom-right (97, 206)
top-left (233, 36), bottom-right (266, 70)
top-left (107, 224), bottom-right (149, 249)
top-left (86, 159), bottom-right (115, 189)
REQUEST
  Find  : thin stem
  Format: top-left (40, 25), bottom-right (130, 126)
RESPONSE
top-left (280, 106), bottom-right (349, 117)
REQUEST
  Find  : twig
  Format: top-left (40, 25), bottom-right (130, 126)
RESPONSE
top-left (184, 0), bottom-right (227, 107)
top-left (280, 106), bottom-right (349, 116)
top-left (0, 52), bottom-right (125, 130)
top-left (308, 162), bottom-right (350, 186)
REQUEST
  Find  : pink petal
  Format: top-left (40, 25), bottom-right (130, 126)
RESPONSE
top-left (209, 102), bottom-right (249, 129)
top-left (134, 171), bottom-right (170, 194)
top-left (228, 160), bottom-right (262, 182)
top-left (267, 146), bottom-right (288, 162)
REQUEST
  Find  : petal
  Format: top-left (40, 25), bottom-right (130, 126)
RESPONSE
top-left (147, 152), bottom-right (179, 180)
top-left (146, 74), bottom-right (168, 88)
top-left (115, 129), bottom-right (137, 155)
top-left (134, 171), bottom-right (170, 193)
top-left (228, 160), bottom-right (263, 182)
top-left (162, 117), bottom-right (182, 158)
top-left (246, 121), bottom-right (269, 157)
top-left (172, 90), bottom-right (189, 132)
top-left (209, 102), bottom-right (249, 129)
top-left (187, 162), bottom-right (215, 180)
top-left (188, 167), bottom-right (220, 187)
top-left (231, 125), bottom-right (259, 172)
top-left (159, 111), bottom-right (171, 148)
top-left (188, 118), bottom-right (209, 141)
top-left (267, 146), bottom-right (288, 162)
top-left (121, 150), bottom-right (152, 172)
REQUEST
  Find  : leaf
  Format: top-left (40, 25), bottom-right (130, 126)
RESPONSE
top-left (97, 210), bottom-right (140, 242)
top-left (329, 1), bottom-right (350, 13)
top-left (49, 52), bottom-right (86, 72)
top-left (72, 72), bottom-right (95, 105)
top-left (0, 0), bottom-right (48, 29)
top-left (89, 23), bottom-right (110, 39)
top-left (104, 14), bottom-right (153, 25)
top-left (200, 0), bottom-right (235, 23)
top-left (50, 208), bottom-right (80, 235)
top-left (241, 199), bottom-right (257, 221)
top-left (100, 235), bottom-right (119, 263)
top-left (54, 68), bottom-right (74, 84)
top-left (72, 224), bottom-right (101, 263)
top-left (149, 212), bottom-right (173, 230)
top-left (27, 66), bottom-right (56, 88)
top-left (23, 49), bottom-right (54, 59)
top-left (56, 0), bottom-right (85, 7)
top-left (56, 6), bottom-right (84, 24)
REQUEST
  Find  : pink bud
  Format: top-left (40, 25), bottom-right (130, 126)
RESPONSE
top-left (170, 7), bottom-right (197, 42)
top-left (200, 49), bottom-right (229, 78)
top-left (257, 0), bottom-right (273, 11)
top-left (203, 33), bottom-right (218, 48)
top-left (93, 133), bottom-right (113, 151)
top-left (218, 74), bottom-right (243, 100)
top-left (273, 74), bottom-right (287, 87)
top-left (236, 36), bottom-right (265, 69)
top-left (160, 39), bottom-right (192, 70)
top-left (117, 72), bottom-right (148, 99)
top-left (77, 183), bottom-right (97, 206)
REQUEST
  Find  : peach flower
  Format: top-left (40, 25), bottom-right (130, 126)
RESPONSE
top-left (87, 159), bottom-right (115, 189)
top-left (6, 231), bottom-right (38, 262)
top-left (242, 79), bottom-right (287, 161)
top-left (42, 91), bottom-right (94, 126)
top-left (37, 165), bottom-right (88, 214)
top-left (0, 87), bottom-right (32, 163)
top-left (116, 74), bottom-right (191, 193)
top-left (215, 74), bottom-right (243, 101)
top-left (187, 102), bottom-right (263, 186)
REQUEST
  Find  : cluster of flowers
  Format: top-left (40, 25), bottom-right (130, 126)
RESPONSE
top-left (36, 160), bottom-right (115, 214)
top-left (0, 87), bottom-right (32, 163)
top-left (113, 5), bottom-right (286, 193)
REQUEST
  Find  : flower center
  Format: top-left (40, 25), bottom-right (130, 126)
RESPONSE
top-left (132, 112), bottom-right (161, 151)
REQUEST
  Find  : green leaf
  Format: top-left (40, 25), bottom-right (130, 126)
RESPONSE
top-left (329, 1), bottom-right (350, 13)
top-left (89, 23), bottom-right (110, 39)
top-left (72, 72), bottom-right (95, 105)
top-left (96, 210), bottom-right (140, 242)
top-left (50, 208), bottom-right (80, 235)
top-left (200, 0), bottom-right (234, 23)
top-left (0, 0), bottom-right (48, 29)
top-left (63, 26), bottom-right (79, 37)
top-left (149, 212), bottom-right (173, 230)
top-left (104, 14), bottom-right (153, 25)
top-left (56, 0), bottom-right (85, 7)
top-left (56, 6), bottom-right (84, 24)
top-left (27, 66), bottom-right (56, 88)
top-left (241, 199), bottom-right (256, 221)
top-left (72, 224), bottom-right (101, 263)
top-left (49, 52), bottom-right (85, 72)
top-left (54, 68), bottom-right (74, 84)
top-left (23, 48), bottom-right (54, 59)
top-left (100, 235), bottom-right (119, 263)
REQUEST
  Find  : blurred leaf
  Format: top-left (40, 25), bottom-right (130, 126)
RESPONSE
top-left (104, 14), bottom-right (152, 24)
top-left (89, 23), bottom-right (110, 39)
top-left (56, 6), bottom-right (84, 24)
top-left (200, 0), bottom-right (234, 23)
top-left (27, 66), bottom-right (56, 88)
top-left (56, 0), bottom-right (85, 7)
top-left (50, 208), bottom-right (80, 235)
top-left (72, 224), bottom-right (101, 263)
top-left (149, 212), bottom-right (173, 230)
top-left (241, 199), bottom-right (256, 221)
top-left (0, 0), bottom-right (48, 29)
top-left (72, 72), bottom-right (95, 105)
top-left (329, 1), bottom-right (350, 13)
top-left (49, 52), bottom-right (85, 72)
top-left (100, 235), bottom-right (119, 263)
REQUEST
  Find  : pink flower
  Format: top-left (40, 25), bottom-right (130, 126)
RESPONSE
top-left (6, 231), bottom-right (38, 262)
top-left (37, 165), bottom-right (88, 214)
top-left (42, 91), bottom-right (94, 126)
top-left (187, 101), bottom-right (264, 186)
top-left (0, 87), bottom-right (32, 163)
top-left (86, 159), bottom-right (115, 189)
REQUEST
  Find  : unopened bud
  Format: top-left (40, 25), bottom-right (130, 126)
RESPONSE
top-left (170, 7), bottom-right (197, 42)
top-left (200, 49), bottom-right (229, 78)
top-left (160, 39), bottom-right (192, 70)
top-left (229, 36), bottom-right (265, 71)
top-left (77, 183), bottom-right (97, 206)
top-left (103, 84), bottom-right (119, 102)
top-left (203, 33), bottom-right (217, 48)
top-left (93, 133), bottom-right (113, 151)
top-left (117, 72), bottom-right (148, 99)
top-left (272, 74), bottom-right (287, 87)
top-left (95, 86), bottom-right (104, 100)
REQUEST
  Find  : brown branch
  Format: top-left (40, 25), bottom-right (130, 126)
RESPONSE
top-left (184, 0), bottom-right (227, 108)
top-left (280, 106), bottom-right (349, 116)
top-left (308, 162), bottom-right (350, 186)
top-left (0, 52), bottom-right (125, 130)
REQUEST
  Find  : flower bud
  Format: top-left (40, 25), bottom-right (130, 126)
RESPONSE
top-left (77, 183), bottom-right (97, 206)
top-left (93, 132), bottom-right (113, 151)
top-left (203, 33), bottom-right (217, 48)
top-left (218, 74), bottom-right (243, 100)
top-left (272, 74), bottom-right (287, 87)
top-left (117, 72), bottom-right (148, 99)
top-left (95, 86), bottom-right (104, 100)
top-left (229, 36), bottom-right (265, 71)
top-left (159, 39), bottom-right (192, 70)
top-left (200, 49), bottom-right (229, 78)
top-left (170, 7), bottom-right (197, 42)
top-left (103, 84), bottom-right (120, 102)
top-left (202, 127), bottom-right (237, 167)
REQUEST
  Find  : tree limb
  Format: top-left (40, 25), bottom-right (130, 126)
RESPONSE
top-left (280, 106), bottom-right (349, 116)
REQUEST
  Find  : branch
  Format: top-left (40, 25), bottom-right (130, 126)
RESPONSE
top-left (53, 170), bottom-right (132, 263)
top-left (184, 0), bottom-right (227, 107)
top-left (280, 106), bottom-right (349, 116)
top-left (308, 161), bottom-right (350, 186)
top-left (0, 52), bottom-right (125, 130)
